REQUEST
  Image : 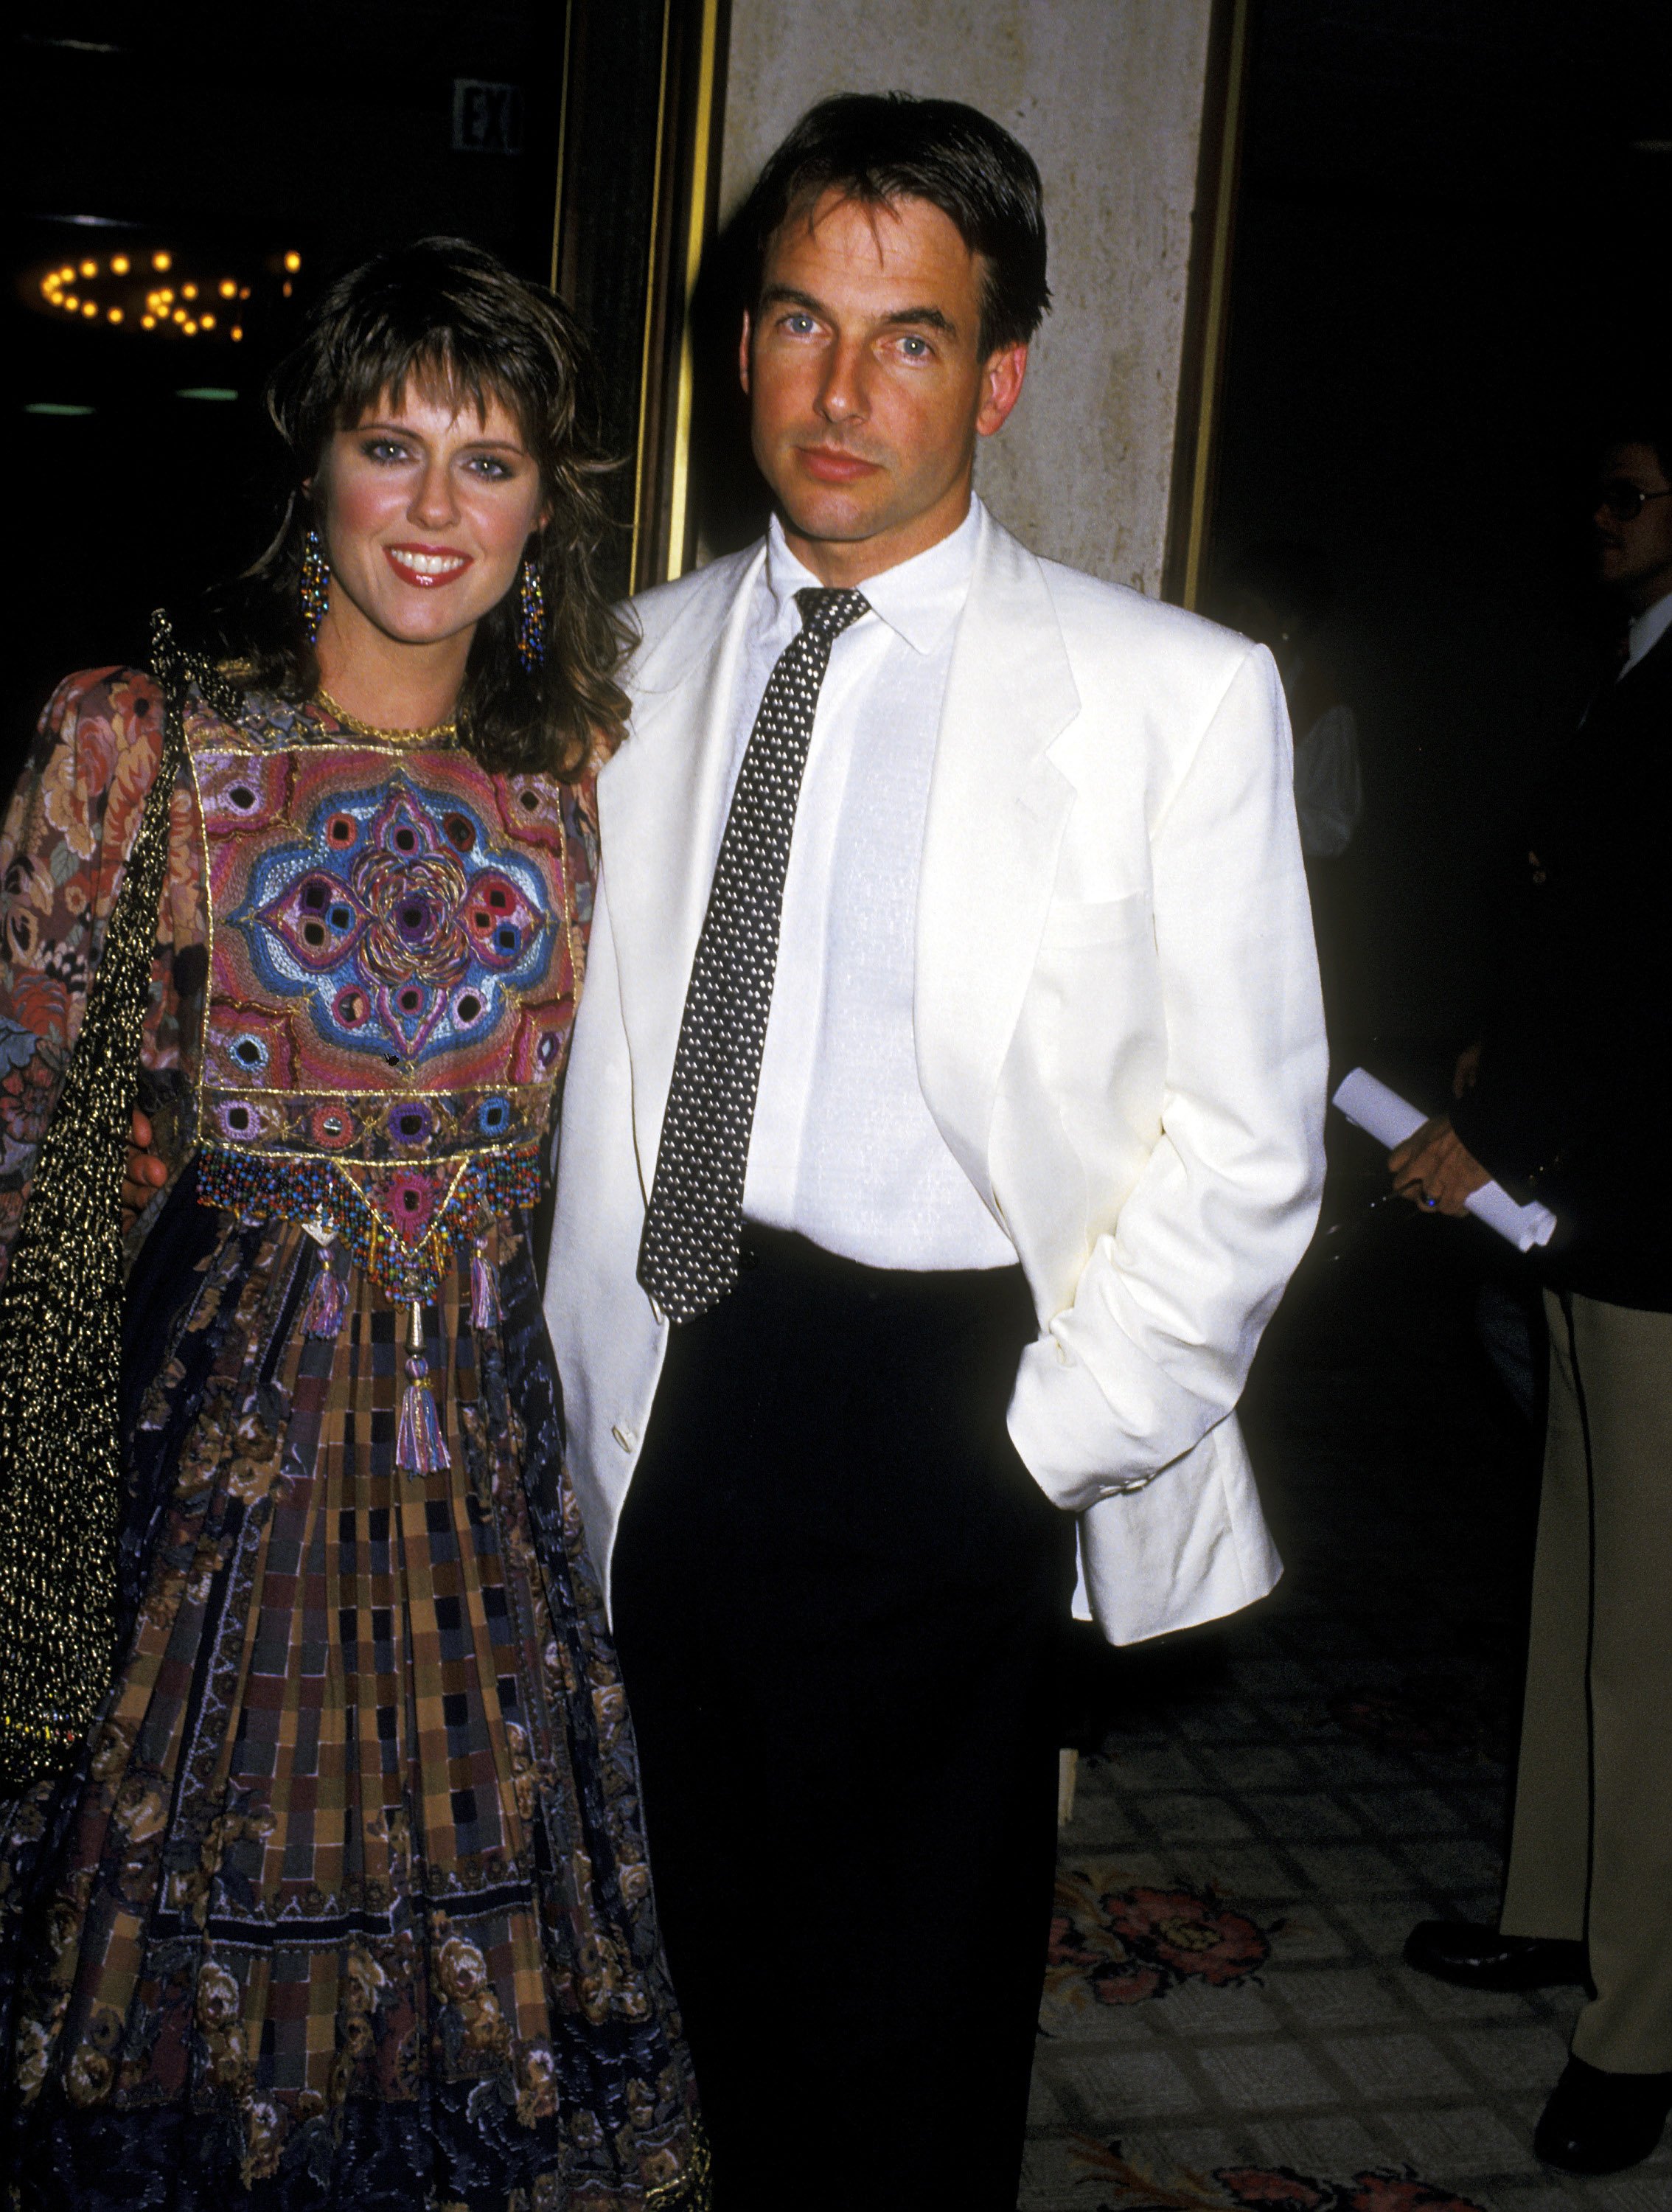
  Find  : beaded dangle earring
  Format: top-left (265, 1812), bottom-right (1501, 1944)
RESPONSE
top-left (515, 554), bottom-right (546, 672)
top-left (299, 526), bottom-right (331, 642)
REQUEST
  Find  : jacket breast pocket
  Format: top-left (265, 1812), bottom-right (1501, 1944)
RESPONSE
top-left (1037, 891), bottom-right (1154, 953)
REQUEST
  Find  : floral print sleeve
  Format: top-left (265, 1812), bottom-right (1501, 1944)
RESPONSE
top-left (0, 668), bottom-right (178, 1284)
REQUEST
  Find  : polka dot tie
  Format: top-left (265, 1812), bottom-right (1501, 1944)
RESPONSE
top-left (638, 585), bottom-right (870, 1321)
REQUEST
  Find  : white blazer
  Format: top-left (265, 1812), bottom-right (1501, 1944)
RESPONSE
top-left (546, 508), bottom-right (1326, 1644)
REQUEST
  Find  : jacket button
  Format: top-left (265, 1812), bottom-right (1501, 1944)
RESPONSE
top-left (611, 1425), bottom-right (637, 1453)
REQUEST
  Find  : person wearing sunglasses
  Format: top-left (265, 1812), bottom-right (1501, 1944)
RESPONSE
top-left (1595, 461), bottom-right (1672, 551)
top-left (1393, 422), bottom-right (1672, 2175)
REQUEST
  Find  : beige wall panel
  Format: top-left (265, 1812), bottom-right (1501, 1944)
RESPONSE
top-left (719, 0), bottom-right (1215, 591)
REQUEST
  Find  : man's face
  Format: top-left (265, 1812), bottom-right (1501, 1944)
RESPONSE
top-left (1593, 440), bottom-right (1672, 613)
top-left (741, 188), bottom-right (1028, 586)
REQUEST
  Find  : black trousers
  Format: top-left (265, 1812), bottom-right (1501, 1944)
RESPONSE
top-left (611, 1228), bottom-right (1076, 2211)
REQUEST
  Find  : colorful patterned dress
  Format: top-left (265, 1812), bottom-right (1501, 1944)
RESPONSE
top-left (0, 669), bottom-right (706, 2211)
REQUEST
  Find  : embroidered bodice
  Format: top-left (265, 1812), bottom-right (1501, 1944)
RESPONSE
top-left (0, 671), bottom-right (597, 1307)
top-left (192, 734), bottom-right (579, 1163)
top-left (187, 700), bottom-right (588, 1302)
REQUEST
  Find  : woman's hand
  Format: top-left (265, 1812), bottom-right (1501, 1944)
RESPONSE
top-left (1387, 1113), bottom-right (1491, 1218)
top-left (122, 1108), bottom-right (167, 1229)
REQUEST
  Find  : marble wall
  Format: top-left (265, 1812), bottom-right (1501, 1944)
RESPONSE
top-left (717, 0), bottom-right (1216, 593)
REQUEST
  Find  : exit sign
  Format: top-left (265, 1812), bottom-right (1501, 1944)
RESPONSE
top-left (452, 80), bottom-right (524, 155)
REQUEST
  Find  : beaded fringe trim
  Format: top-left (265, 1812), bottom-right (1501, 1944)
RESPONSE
top-left (197, 1143), bottom-right (540, 1480)
top-left (195, 1144), bottom-right (541, 1308)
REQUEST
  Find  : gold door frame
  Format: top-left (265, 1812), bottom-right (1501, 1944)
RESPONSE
top-left (549, 0), bottom-right (730, 597)
top-left (638, 0), bottom-right (726, 587)
top-left (1163, 0), bottom-right (1254, 611)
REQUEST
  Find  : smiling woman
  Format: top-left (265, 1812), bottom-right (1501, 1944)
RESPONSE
top-left (215, 238), bottom-right (630, 779)
top-left (0, 240), bottom-right (708, 2211)
top-left (310, 391), bottom-right (548, 719)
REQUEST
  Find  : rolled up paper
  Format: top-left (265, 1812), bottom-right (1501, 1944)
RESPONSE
top-left (1331, 1067), bottom-right (1557, 1253)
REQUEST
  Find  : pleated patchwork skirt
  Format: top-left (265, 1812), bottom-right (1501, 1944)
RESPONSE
top-left (0, 1172), bottom-right (707, 2212)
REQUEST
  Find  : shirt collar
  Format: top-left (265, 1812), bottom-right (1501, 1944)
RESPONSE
top-left (762, 495), bottom-right (984, 655)
top-left (1623, 587), bottom-right (1672, 676)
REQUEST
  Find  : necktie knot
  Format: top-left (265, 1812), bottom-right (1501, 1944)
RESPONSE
top-left (793, 586), bottom-right (869, 641)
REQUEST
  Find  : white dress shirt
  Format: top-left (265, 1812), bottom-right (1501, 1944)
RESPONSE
top-left (724, 498), bottom-right (1016, 1271)
top-left (1622, 587), bottom-right (1672, 678)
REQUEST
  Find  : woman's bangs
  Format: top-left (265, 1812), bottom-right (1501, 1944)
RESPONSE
top-left (329, 335), bottom-right (535, 448)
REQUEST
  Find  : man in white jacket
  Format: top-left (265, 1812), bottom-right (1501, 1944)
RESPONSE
top-left (547, 94), bottom-right (1326, 2209)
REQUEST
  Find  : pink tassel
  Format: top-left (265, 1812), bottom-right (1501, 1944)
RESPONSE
top-left (396, 1302), bottom-right (450, 1474)
top-left (470, 1245), bottom-right (501, 1330)
top-left (303, 1251), bottom-right (347, 1339)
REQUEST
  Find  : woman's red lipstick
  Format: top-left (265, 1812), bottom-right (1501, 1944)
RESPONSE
top-left (384, 543), bottom-right (474, 587)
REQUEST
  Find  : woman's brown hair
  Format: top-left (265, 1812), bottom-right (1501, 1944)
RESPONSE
top-left (215, 236), bottom-right (627, 777)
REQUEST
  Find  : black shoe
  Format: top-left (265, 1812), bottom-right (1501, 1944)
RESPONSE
top-left (1534, 2056), bottom-right (1672, 2174)
top-left (1403, 1919), bottom-right (1588, 1992)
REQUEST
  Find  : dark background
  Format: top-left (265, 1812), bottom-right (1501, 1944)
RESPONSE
top-left (10, 0), bottom-right (1671, 1077)
top-left (1211, 0), bottom-right (1671, 1068)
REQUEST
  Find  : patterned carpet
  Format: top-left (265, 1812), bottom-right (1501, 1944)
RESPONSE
top-left (1022, 1203), bottom-right (1672, 2212)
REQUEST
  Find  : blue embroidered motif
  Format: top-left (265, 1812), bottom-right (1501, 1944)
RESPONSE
top-left (227, 776), bottom-right (554, 1066)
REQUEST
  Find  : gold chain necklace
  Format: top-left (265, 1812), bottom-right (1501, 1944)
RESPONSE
top-left (315, 686), bottom-right (459, 747)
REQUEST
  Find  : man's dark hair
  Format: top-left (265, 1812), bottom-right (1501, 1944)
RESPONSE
top-left (737, 92), bottom-right (1051, 355)
top-left (1600, 417), bottom-right (1672, 482)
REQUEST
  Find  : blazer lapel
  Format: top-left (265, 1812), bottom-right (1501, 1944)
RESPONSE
top-left (598, 545), bottom-right (766, 1180)
top-left (915, 514), bottom-right (1081, 1195)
